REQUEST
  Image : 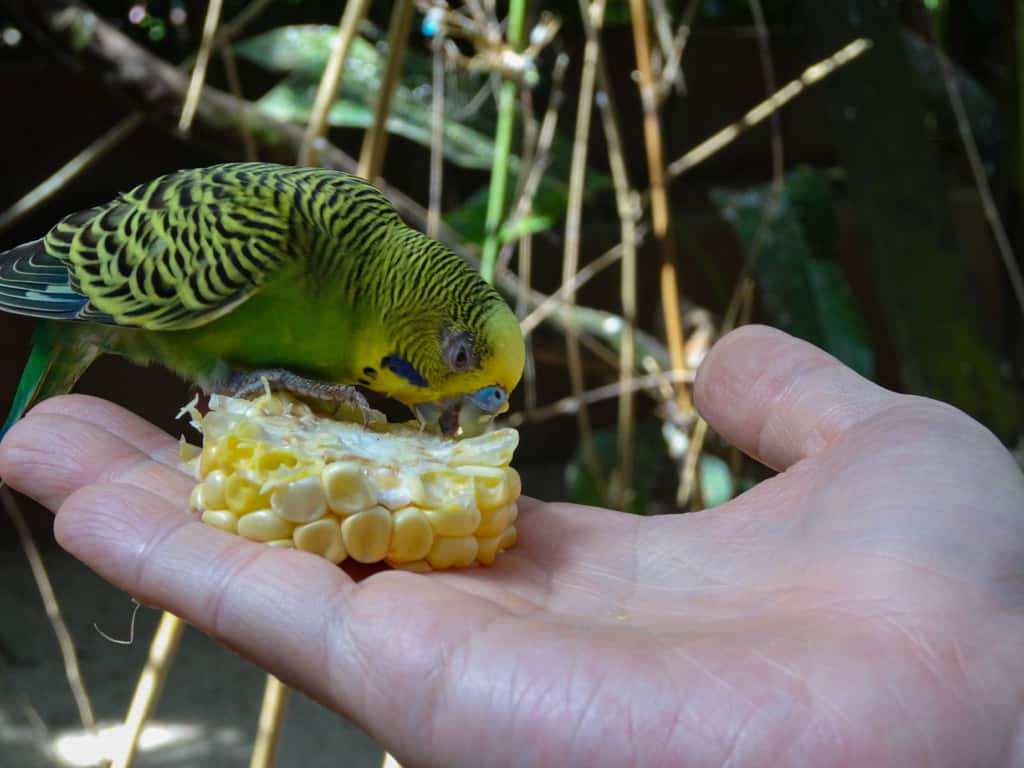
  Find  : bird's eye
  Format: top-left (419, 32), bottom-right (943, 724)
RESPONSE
top-left (443, 331), bottom-right (477, 372)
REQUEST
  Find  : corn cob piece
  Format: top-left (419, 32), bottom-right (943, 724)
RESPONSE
top-left (182, 392), bottom-right (520, 570)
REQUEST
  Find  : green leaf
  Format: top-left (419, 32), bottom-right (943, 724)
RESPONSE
top-left (238, 28), bottom-right (500, 169)
top-left (445, 172), bottom-right (572, 244)
top-left (712, 166), bottom-right (875, 378)
top-left (235, 24), bottom-right (341, 76)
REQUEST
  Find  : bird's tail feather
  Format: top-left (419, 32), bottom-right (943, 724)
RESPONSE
top-left (1, 323), bottom-right (97, 442)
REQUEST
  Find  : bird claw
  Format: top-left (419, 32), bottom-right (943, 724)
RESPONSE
top-left (212, 368), bottom-right (374, 426)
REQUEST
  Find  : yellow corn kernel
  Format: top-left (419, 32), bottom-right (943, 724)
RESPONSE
top-left (463, 465), bottom-right (513, 511)
top-left (187, 393), bottom-right (522, 570)
top-left (367, 466), bottom-right (424, 510)
top-left (322, 461), bottom-right (377, 514)
top-left (476, 502), bottom-right (516, 538)
top-left (195, 469), bottom-right (227, 510)
top-left (266, 538), bottom-right (295, 549)
top-left (393, 559), bottom-right (432, 573)
top-left (254, 448), bottom-right (297, 473)
top-left (475, 535), bottom-right (502, 565)
top-left (237, 509), bottom-right (294, 542)
top-left (427, 536), bottom-right (479, 569)
top-left (224, 475), bottom-right (265, 515)
top-left (388, 507), bottom-right (434, 563)
top-left (423, 503), bottom-right (480, 538)
top-left (341, 506), bottom-right (393, 563)
top-left (201, 509), bottom-right (239, 533)
top-left (420, 470), bottom-right (476, 511)
top-left (294, 518), bottom-right (347, 564)
top-left (271, 475), bottom-right (327, 523)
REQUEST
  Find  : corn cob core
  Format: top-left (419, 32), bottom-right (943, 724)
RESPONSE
top-left (181, 392), bottom-right (520, 570)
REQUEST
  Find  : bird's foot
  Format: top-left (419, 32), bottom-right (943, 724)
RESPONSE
top-left (211, 369), bottom-right (373, 426)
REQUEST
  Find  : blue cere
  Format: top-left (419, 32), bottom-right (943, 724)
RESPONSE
top-left (468, 385), bottom-right (508, 413)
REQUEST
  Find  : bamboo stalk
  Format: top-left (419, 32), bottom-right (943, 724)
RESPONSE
top-left (578, 0), bottom-right (639, 510)
top-left (562, 0), bottom-right (606, 492)
top-left (629, 0), bottom-right (689, 419)
top-left (0, 113), bottom-right (143, 235)
top-left (931, 20), bottom-right (1024, 315)
top-left (358, 0), bottom-right (415, 179)
top-left (667, 37), bottom-right (871, 177)
top-left (111, 612), bottom-right (186, 768)
top-left (249, 675), bottom-right (291, 768)
top-left (478, 0), bottom-right (527, 283)
top-left (178, 0), bottom-right (224, 133)
top-left (298, 0), bottom-right (372, 167)
top-left (0, 0), bottom-right (276, 235)
top-left (2, 489), bottom-right (98, 735)
top-left (507, 369), bottom-right (694, 427)
top-left (427, 36), bottom-right (445, 238)
top-left (656, 0), bottom-right (700, 100)
top-left (749, 0), bottom-right (783, 188)
top-left (220, 45), bottom-right (258, 161)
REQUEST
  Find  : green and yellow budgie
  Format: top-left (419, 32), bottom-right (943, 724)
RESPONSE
top-left (0, 162), bottom-right (525, 440)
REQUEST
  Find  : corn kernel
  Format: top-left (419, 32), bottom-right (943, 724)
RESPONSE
top-left (224, 475), bottom-right (265, 514)
top-left (476, 502), bottom-right (516, 538)
top-left (294, 518), bottom-right (347, 564)
top-left (421, 470), bottom-right (476, 511)
top-left (476, 535), bottom-right (502, 565)
top-left (201, 509), bottom-right (239, 533)
top-left (388, 507), bottom-right (434, 563)
top-left (423, 503), bottom-right (480, 538)
top-left (427, 536), bottom-right (479, 569)
top-left (367, 466), bottom-right (423, 509)
top-left (188, 394), bottom-right (522, 570)
top-left (393, 560), bottom-right (432, 573)
top-left (271, 475), bottom-right (327, 523)
top-left (238, 509), bottom-right (294, 541)
top-left (464, 465), bottom-right (512, 511)
top-left (322, 461), bottom-right (377, 514)
top-left (255, 448), bottom-right (297, 473)
top-left (341, 506), bottom-right (392, 563)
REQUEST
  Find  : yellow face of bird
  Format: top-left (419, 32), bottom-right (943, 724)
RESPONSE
top-left (356, 300), bottom-right (525, 435)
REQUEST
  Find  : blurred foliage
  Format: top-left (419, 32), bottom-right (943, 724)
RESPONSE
top-left (236, 25), bottom-right (501, 170)
top-left (566, 421), bottom-right (736, 514)
top-left (712, 167), bottom-right (874, 378)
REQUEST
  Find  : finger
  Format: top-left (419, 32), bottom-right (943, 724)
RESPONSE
top-left (52, 480), bottom-right (368, 715)
top-left (0, 408), bottom-right (188, 511)
top-left (693, 325), bottom-right (896, 470)
top-left (29, 394), bottom-right (183, 454)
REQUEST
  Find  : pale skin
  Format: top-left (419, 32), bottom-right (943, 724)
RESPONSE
top-left (1, 325), bottom-right (1022, 767)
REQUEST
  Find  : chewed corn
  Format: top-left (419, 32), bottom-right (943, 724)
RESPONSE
top-left (181, 392), bottom-right (520, 570)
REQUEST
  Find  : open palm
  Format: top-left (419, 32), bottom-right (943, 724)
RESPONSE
top-left (2, 326), bottom-right (1022, 767)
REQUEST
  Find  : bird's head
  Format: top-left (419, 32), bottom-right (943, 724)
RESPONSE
top-left (355, 236), bottom-right (524, 436)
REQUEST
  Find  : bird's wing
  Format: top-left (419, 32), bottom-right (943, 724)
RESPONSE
top-left (37, 165), bottom-right (292, 330)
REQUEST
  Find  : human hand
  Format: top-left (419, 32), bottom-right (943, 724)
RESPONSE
top-left (1, 326), bottom-right (1022, 767)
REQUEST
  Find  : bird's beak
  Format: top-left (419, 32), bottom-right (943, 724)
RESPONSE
top-left (414, 385), bottom-right (510, 438)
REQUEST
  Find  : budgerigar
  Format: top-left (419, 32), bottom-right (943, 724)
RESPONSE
top-left (0, 162), bottom-right (525, 439)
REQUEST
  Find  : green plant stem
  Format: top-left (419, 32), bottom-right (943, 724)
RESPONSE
top-left (479, 0), bottom-right (526, 283)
